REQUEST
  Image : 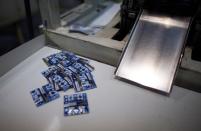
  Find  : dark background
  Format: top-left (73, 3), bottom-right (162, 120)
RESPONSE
top-left (0, 0), bottom-right (83, 56)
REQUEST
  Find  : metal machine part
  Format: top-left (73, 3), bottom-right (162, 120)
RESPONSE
top-left (64, 1), bottom-right (120, 28)
top-left (39, 0), bottom-right (120, 30)
top-left (113, 0), bottom-right (199, 41)
top-left (36, 0), bottom-right (201, 94)
top-left (115, 10), bottom-right (191, 94)
top-left (189, 6), bottom-right (201, 61)
top-left (39, 0), bottom-right (61, 29)
top-left (69, 24), bottom-right (97, 35)
top-left (112, 0), bottom-right (140, 41)
top-left (143, 0), bottom-right (199, 16)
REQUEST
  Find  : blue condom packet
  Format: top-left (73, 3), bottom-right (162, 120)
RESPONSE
top-left (73, 73), bottom-right (96, 92)
top-left (43, 51), bottom-right (77, 66)
top-left (41, 65), bottom-right (60, 78)
top-left (64, 93), bottom-right (89, 116)
top-left (42, 51), bottom-right (96, 92)
top-left (61, 51), bottom-right (91, 64)
top-left (50, 74), bottom-right (73, 91)
top-left (57, 63), bottom-right (78, 75)
top-left (43, 54), bottom-right (60, 66)
top-left (30, 84), bottom-right (60, 107)
top-left (43, 51), bottom-right (92, 66)
top-left (42, 66), bottom-right (75, 92)
top-left (41, 66), bottom-right (62, 91)
top-left (72, 62), bottom-right (92, 74)
top-left (42, 65), bottom-right (73, 91)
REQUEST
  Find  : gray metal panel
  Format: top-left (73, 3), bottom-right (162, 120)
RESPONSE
top-left (115, 10), bottom-right (191, 94)
top-left (0, 35), bottom-right (45, 77)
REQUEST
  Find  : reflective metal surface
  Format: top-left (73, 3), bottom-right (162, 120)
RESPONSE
top-left (115, 10), bottom-right (191, 94)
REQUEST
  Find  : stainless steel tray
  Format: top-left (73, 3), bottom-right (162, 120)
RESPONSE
top-left (115, 10), bottom-right (191, 94)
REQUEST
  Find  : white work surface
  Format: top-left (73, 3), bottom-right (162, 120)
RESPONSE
top-left (0, 46), bottom-right (201, 131)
